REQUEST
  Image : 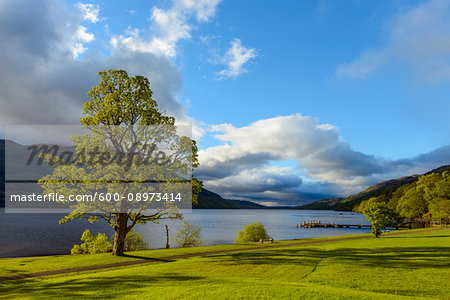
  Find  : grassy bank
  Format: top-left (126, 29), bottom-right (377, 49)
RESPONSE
top-left (0, 228), bottom-right (433, 278)
top-left (0, 232), bottom-right (373, 278)
top-left (1, 229), bottom-right (449, 299)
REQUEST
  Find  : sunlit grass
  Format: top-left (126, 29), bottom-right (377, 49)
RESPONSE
top-left (0, 229), bottom-right (448, 299)
top-left (0, 228), bottom-right (436, 278)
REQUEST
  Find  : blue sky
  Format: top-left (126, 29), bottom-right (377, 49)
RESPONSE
top-left (1, 0), bottom-right (449, 205)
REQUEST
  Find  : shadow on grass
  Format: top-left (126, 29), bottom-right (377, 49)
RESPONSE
top-left (208, 246), bottom-right (450, 270)
top-left (0, 274), bottom-right (205, 297)
top-left (207, 249), bottom-right (324, 267)
top-left (324, 246), bottom-right (450, 269)
top-left (0, 268), bottom-right (24, 276)
top-left (387, 235), bottom-right (450, 238)
top-left (121, 254), bottom-right (174, 262)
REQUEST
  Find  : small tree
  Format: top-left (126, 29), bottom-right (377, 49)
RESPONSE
top-left (124, 229), bottom-right (148, 251)
top-left (363, 202), bottom-right (398, 237)
top-left (173, 220), bottom-right (202, 247)
top-left (71, 229), bottom-right (112, 254)
top-left (235, 222), bottom-right (269, 243)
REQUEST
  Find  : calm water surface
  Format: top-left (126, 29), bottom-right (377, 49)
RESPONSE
top-left (0, 209), bottom-right (370, 258)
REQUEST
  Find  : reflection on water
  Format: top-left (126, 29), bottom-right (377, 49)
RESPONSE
top-left (0, 209), bottom-right (370, 258)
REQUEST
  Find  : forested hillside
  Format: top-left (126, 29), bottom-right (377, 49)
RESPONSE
top-left (299, 165), bottom-right (450, 212)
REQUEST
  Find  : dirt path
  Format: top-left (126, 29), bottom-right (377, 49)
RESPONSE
top-left (0, 228), bottom-right (447, 283)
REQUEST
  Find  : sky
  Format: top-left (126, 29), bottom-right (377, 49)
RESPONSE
top-left (0, 0), bottom-right (449, 206)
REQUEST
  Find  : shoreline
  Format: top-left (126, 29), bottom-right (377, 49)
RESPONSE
top-left (0, 227), bottom-right (444, 261)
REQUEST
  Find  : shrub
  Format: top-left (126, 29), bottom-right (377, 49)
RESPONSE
top-left (71, 229), bottom-right (112, 254)
top-left (173, 220), bottom-right (202, 247)
top-left (71, 244), bottom-right (86, 255)
top-left (363, 202), bottom-right (399, 237)
top-left (124, 230), bottom-right (148, 251)
top-left (235, 222), bottom-right (269, 243)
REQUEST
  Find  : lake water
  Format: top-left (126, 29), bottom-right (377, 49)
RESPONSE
top-left (0, 209), bottom-right (370, 258)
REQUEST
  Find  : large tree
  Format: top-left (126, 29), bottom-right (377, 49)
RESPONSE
top-left (396, 185), bottom-right (429, 224)
top-left (39, 69), bottom-right (201, 255)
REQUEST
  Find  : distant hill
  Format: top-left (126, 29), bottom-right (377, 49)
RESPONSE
top-left (228, 199), bottom-right (267, 209)
top-left (194, 188), bottom-right (266, 209)
top-left (296, 197), bottom-right (344, 210)
top-left (298, 165), bottom-right (450, 211)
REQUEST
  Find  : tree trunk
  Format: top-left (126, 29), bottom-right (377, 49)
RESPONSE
top-left (112, 213), bottom-right (128, 256)
top-left (165, 224), bottom-right (170, 249)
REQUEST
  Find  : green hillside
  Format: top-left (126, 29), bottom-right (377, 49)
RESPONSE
top-left (194, 188), bottom-right (239, 209)
top-left (193, 188), bottom-right (266, 209)
top-left (297, 197), bottom-right (344, 210)
top-left (299, 165), bottom-right (450, 211)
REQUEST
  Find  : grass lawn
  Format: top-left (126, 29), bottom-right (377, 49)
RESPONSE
top-left (0, 229), bottom-right (449, 299)
top-left (0, 232), bottom-right (380, 278)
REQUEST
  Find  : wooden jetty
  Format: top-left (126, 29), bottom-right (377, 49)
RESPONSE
top-left (296, 220), bottom-right (372, 229)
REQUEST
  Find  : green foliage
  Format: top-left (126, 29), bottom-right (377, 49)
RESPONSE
top-left (38, 69), bottom-right (202, 256)
top-left (387, 183), bottom-right (411, 210)
top-left (354, 196), bottom-right (378, 213)
top-left (235, 222), bottom-right (269, 243)
top-left (363, 203), bottom-right (399, 237)
top-left (397, 186), bottom-right (428, 219)
top-left (173, 220), bottom-right (202, 248)
top-left (357, 170), bottom-right (450, 226)
top-left (81, 70), bottom-right (174, 126)
top-left (421, 171), bottom-right (450, 219)
top-left (71, 229), bottom-right (112, 254)
top-left (70, 245), bottom-right (84, 255)
top-left (124, 230), bottom-right (148, 251)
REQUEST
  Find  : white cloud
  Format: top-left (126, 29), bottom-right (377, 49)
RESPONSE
top-left (77, 3), bottom-right (100, 23)
top-left (197, 114), bottom-right (450, 202)
top-left (111, 0), bottom-right (222, 57)
top-left (0, 0), bottom-right (190, 128)
top-left (75, 25), bottom-right (94, 42)
top-left (72, 25), bottom-right (95, 58)
top-left (71, 42), bottom-right (87, 58)
top-left (178, 0), bottom-right (221, 22)
top-left (336, 0), bottom-right (450, 83)
top-left (216, 38), bottom-right (257, 78)
top-left (198, 114), bottom-right (383, 187)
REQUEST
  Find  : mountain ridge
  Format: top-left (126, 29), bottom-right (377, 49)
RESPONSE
top-left (194, 188), bottom-right (267, 209)
top-left (297, 164), bottom-right (450, 211)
